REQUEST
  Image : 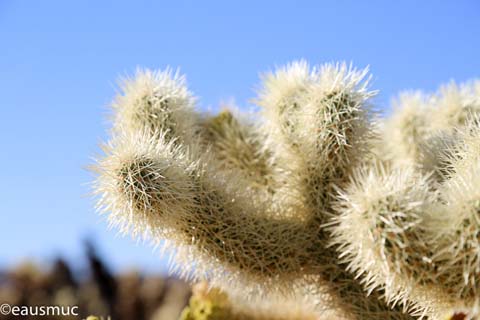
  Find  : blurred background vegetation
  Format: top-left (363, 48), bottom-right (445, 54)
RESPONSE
top-left (0, 241), bottom-right (190, 320)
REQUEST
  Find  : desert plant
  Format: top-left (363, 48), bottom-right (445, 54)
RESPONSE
top-left (94, 62), bottom-right (480, 319)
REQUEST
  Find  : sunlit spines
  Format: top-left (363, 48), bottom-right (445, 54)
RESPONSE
top-left (331, 125), bottom-right (480, 316)
top-left (257, 62), bottom-right (374, 173)
top-left (329, 165), bottom-right (452, 317)
top-left (303, 63), bottom-right (375, 183)
top-left (441, 116), bottom-right (480, 179)
top-left (200, 109), bottom-right (276, 190)
top-left (94, 130), bottom-right (316, 300)
top-left (380, 80), bottom-right (480, 178)
top-left (112, 68), bottom-right (200, 146)
top-left (430, 81), bottom-right (480, 131)
top-left (93, 131), bottom-right (199, 240)
top-left (256, 61), bottom-right (375, 215)
top-left (423, 119), bottom-right (480, 304)
top-left (257, 60), bottom-right (311, 143)
top-left (256, 62), bottom-right (410, 319)
top-left (380, 92), bottom-right (432, 170)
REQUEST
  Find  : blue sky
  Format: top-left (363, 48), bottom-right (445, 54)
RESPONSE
top-left (1, 0), bottom-right (479, 273)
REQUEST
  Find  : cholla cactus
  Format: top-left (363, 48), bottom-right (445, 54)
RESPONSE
top-left (94, 62), bottom-right (480, 319)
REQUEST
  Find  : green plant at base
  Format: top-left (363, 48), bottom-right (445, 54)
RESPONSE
top-left (179, 282), bottom-right (317, 320)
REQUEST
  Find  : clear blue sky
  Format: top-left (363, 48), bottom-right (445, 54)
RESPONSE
top-left (1, 1), bottom-right (479, 273)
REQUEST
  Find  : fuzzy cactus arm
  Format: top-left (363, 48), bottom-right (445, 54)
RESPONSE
top-left (379, 92), bottom-right (432, 169)
top-left (430, 80), bottom-right (480, 130)
top-left (255, 61), bottom-right (376, 231)
top-left (95, 130), bottom-right (315, 284)
top-left (111, 68), bottom-right (201, 146)
top-left (428, 123), bottom-right (480, 300)
top-left (200, 110), bottom-right (277, 190)
top-left (257, 62), bottom-right (374, 181)
top-left (330, 166), bottom-right (447, 316)
top-left (330, 80), bottom-right (480, 317)
top-left (379, 81), bottom-right (480, 175)
top-left (255, 62), bottom-right (418, 319)
top-left (331, 119), bottom-right (480, 318)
